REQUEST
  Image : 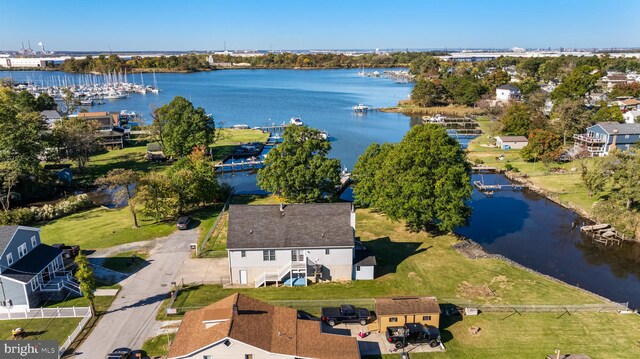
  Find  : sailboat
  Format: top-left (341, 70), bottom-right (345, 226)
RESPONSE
top-left (358, 64), bottom-right (365, 76)
top-left (150, 71), bottom-right (159, 94)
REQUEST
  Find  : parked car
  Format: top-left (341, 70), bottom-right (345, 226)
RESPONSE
top-left (107, 347), bottom-right (132, 359)
top-left (321, 304), bottom-right (371, 326)
top-left (386, 323), bottom-right (441, 349)
top-left (51, 243), bottom-right (80, 259)
top-left (176, 216), bottom-right (191, 230)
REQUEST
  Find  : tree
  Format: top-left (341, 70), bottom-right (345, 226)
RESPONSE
top-left (257, 125), bottom-right (341, 202)
top-left (552, 99), bottom-right (592, 145)
top-left (153, 96), bottom-right (216, 157)
top-left (61, 88), bottom-right (78, 115)
top-left (411, 79), bottom-right (449, 107)
top-left (584, 149), bottom-right (640, 210)
top-left (550, 65), bottom-right (601, 103)
top-left (168, 147), bottom-right (220, 213)
top-left (520, 129), bottom-right (563, 164)
top-left (517, 78), bottom-right (541, 97)
top-left (53, 118), bottom-right (100, 168)
top-left (95, 169), bottom-right (140, 227)
top-left (591, 103), bottom-right (624, 124)
top-left (442, 74), bottom-right (487, 106)
top-left (483, 69), bottom-right (511, 90)
top-left (353, 124), bottom-right (472, 232)
top-left (499, 103), bottom-right (533, 136)
top-left (133, 172), bottom-right (177, 222)
top-left (609, 82), bottom-right (640, 98)
top-left (74, 253), bottom-right (96, 316)
top-left (35, 93), bottom-right (57, 111)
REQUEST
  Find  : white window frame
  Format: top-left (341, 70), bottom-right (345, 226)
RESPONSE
top-left (17, 243), bottom-right (27, 259)
top-left (6, 253), bottom-right (13, 266)
top-left (31, 236), bottom-right (37, 248)
top-left (356, 266), bottom-right (361, 272)
top-left (30, 279), bottom-right (38, 291)
top-left (52, 258), bottom-right (60, 270)
top-left (263, 250), bottom-right (275, 261)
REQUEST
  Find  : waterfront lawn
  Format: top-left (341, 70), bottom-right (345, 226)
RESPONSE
top-left (210, 129), bottom-right (269, 162)
top-left (142, 333), bottom-right (176, 357)
top-left (75, 145), bottom-right (170, 184)
top-left (0, 318), bottom-right (81, 344)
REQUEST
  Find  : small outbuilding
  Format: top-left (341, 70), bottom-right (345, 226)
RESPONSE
top-left (495, 135), bottom-right (528, 150)
top-left (353, 250), bottom-right (376, 280)
top-left (370, 296), bottom-right (441, 333)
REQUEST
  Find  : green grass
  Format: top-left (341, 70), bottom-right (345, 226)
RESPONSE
top-left (210, 129), bottom-right (269, 161)
top-left (0, 318), bottom-right (81, 344)
top-left (102, 250), bottom-right (149, 273)
top-left (75, 145), bottom-right (170, 184)
top-left (142, 332), bottom-right (176, 357)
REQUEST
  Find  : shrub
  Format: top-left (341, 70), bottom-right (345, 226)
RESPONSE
top-left (0, 194), bottom-right (94, 225)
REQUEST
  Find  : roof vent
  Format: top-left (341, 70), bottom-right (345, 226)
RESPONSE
top-left (249, 230), bottom-right (253, 234)
top-left (232, 304), bottom-right (238, 316)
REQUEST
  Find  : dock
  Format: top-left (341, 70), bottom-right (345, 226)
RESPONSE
top-left (215, 159), bottom-right (264, 173)
top-left (473, 180), bottom-right (524, 193)
top-left (581, 223), bottom-right (632, 245)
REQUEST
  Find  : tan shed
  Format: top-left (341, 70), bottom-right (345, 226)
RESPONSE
top-left (371, 297), bottom-right (441, 332)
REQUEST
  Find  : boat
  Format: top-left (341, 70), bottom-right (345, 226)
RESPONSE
top-left (80, 98), bottom-right (93, 106)
top-left (232, 124), bottom-right (250, 129)
top-left (353, 104), bottom-right (369, 113)
top-left (104, 91), bottom-right (128, 99)
top-left (319, 130), bottom-right (329, 140)
top-left (425, 114), bottom-right (446, 124)
top-left (290, 117), bottom-right (303, 126)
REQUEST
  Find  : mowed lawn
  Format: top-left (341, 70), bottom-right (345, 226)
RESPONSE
top-left (0, 318), bottom-right (81, 344)
top-left (210, 128), bottom-right (269, 161)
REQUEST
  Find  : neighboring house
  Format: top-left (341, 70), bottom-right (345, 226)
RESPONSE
top-left (76, 111), bottom-right (124, 148)
top-left (623, 110), bottom-right (640, 124)
top-left (167, 293), bottom-right (360, 359)
top-left (601, 74), bottom-right (628, 89)
top-left (496, 84), bottom-right (522, 102)
top-left (615, 98), bottom-right (640, 111)
top-left (573, 122), bottom-right (640, 156)
top-left (370, 297), bottom-right (441, 333)
top-left (40, 110), bottom-right (62, 128)
top-left (587, 92), bottom-right (608, 105)
top-left (226, 203), bottom-right (371, 287)
top-left (495, 136), bottom-right (528, 150)
top-left (0, 226), bottom-right (81, 312)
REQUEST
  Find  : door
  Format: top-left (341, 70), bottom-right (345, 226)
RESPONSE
top-left (42, 266), bottom-right (50, 283)
top-left (239, 270), bottom-right (247, 285)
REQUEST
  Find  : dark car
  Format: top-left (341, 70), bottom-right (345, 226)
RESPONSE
top-left (176, 216), bottom-right (191, 230)
top-left (386, 323), bottom-right (441, 349)
top-left (321, 304), bottom-right (371, 326)
top-left (51, 243), bottom-right (80, 259)
top-left (107, 347), bottom-right (132, 359)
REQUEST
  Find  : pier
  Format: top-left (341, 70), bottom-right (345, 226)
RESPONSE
top-left (215, 159), bottom-right (264, 173)
top-left (581, 224), bottom-right (632, 245)
top-left (473, 181), bottom-right (524, 192)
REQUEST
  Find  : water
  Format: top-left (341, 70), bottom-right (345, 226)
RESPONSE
top-left (7, 69), bottom-right (640, 307)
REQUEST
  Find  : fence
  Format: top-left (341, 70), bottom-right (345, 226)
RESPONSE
top-left (198, 196), bottom-right (232, 257)
top-left (59, 308), bottom-right (93, 358)
top-left (0, 306), bottom-right (91, 320)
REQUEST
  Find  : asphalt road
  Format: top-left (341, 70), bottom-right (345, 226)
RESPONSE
top-left (72, 227), bottom-right (196, 358)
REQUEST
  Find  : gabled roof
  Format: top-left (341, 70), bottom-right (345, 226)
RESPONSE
top-left (40, 110), bottom-right (62, 120)
top-left (354, 250), bottom-right (377, 267)
top-left (0, 226), bottom-right (20, 252)
top-left (620, 98), bottom-right (640, 106)
top-left (604, 74), bottom-right (627, 82)
top-left (167, 293), bottom-right (360, 359)
top-left (1, 244), bottom-right (62, 282)
top-left (375, 297), bottom-right (440, 316)
top-left (77, 111), bottom-right (110, 118)
top-left (496, 136), bottom-right (528, 142)
top-left (592, 122), bottom-right (640, 135)
top-left (497, 84), bottom-right (520, 92)
top-left (227, 204), bottom-right (355, 249)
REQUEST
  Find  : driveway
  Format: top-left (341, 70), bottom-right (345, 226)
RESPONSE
top-left (175, 257), bottom-right (229, 285)
top-left (71, 228), bottom-right (197, 358)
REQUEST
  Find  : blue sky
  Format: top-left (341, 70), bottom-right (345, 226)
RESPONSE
top-left (1, 0), bottom-right (638, 51)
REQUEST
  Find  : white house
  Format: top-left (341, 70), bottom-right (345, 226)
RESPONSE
top-left (167, 293), bottom-right (360, 359)
top-left (624, 110), bottom-right (640, 124)
top-left (495, 136), bottom-right (529, 150)
top-left (496, 84), bottom-right (522, 102)
top-left (226, 203), bottom-right (374, 287)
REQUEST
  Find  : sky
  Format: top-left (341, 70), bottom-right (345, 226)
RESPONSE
top-left (1, 0), bottom-right (639, 51)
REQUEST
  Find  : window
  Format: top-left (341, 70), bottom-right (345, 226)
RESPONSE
top-left (263, 250), bottom-right (275, 261)
top-left (245, 355), bottom-right (253, 359)
top-left (325, 249), bottom-right (330, 255)
top-left (422, 315), bottom-right (432, 321)
top-left (6, 253), bottom-right (13, 266)
top-left (389, 317), bottom-right (398, 323)
top-left (31, 236), bottom-right (37, 248)
top-left (30, 279), bottom-right (38, 291)
top-left (241, 251), bottom-right (246, 258)
top-left (203, 356), bottom-right (212, 359)
top-left (625, 134), bottom-right (630, 139)
top-left (291, 250), bottom-right (303, 261)
top-left (17, 243), bottom-right (27, 258)
top-left (53, 258), bottom-right (60, 270)
top-left (223, 340), bottom-right (232, 347)
top-left (356, 266), bottom-right (361, 272)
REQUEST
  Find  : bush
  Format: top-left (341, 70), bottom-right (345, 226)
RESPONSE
top-left (505, 163), bottom-right (513, 171)
top-left (0, 194), bottom-right (94, 225)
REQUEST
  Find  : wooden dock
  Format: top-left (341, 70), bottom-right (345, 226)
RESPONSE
top-left (581, 223), bottom-right (632, 245)
top-left (473, 181), bottom-right (524, 192)
top-left (215, 159), bottom-right (264, 173)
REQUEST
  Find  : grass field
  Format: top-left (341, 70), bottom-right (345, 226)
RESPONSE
top-left (0, 318), bottom-right (81, 343)
top-left (102, 250), bottom-right (149, 273)
top-left (142, 332), bottom-right (176, 357)
top-left (210, 128), bottom-right (269, 161)
top-left (75, 145), bottom-right (169, 184)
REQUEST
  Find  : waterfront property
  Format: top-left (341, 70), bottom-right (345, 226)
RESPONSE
top-left (573, 122), bottom-right (640, 156)
top-left (167, 293), bottom-right (360, 359)
top-left (495, 135), bottom-right (528, 150)
top-left (0, 226), bottom-right (81, 312)
top-left (495, 84), bottom-right (522, 102)
top-left (371, 296), bottom-right (441, 332)
top-left (40, 109), bottom-right (63, 128)
top-left (226, 203), bottom-right (367, 287)
top-left (76, 111), bottom-right (125, 148)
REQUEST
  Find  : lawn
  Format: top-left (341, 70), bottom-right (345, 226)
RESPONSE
top-left (0, 318), bottom-right (81, 344)
top-left (102, 250), bottom-right (149, 273)
top-left (210, 128), bottom-right (269, 161)
top-left (142, 332), bottom-right (176, 357)
top-left (75, 145), bottom-right (170, 184)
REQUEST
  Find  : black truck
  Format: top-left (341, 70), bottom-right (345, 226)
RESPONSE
top-left (321, 304), bottom-right (371, 326)
top-left (386, 323), bottom-right (441, 348)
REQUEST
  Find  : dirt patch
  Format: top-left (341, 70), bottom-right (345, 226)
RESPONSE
top-left (452, 240), bottom-right (494, 259)
top-left (458, 281), bottom-right (495, 298)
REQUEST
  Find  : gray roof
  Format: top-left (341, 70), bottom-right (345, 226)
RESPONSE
top-left (354, 250), bottom-right (377, 267)
top-left (0, 226), bottom-right (19, 251)
top-left (1, 244), bottom-right (62, 283)
top-left (497, 84), bottom-right (520, 92)
top-left (40, 110), bottom-right (62, 120)
top-left (593, 122), bottom-right (640, 135)
top-left (227, 203), bottom-right (355, 249)
top-left (496, 136), bottom-right (528, 142)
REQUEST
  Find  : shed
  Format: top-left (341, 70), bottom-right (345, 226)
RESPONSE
top-left (495, 136), bottom-right (528, 150)
top-left (353, 250), bottom-right (376, 280)
top-left (371, 297), bottom-right (441, 332)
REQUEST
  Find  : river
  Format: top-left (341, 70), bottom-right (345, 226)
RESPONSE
top-left (6, 69), bottom-right (640, 308)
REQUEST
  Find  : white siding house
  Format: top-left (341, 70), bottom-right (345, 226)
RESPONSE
top-left (496, 84), bottom-right (522, 102)
top-left (495, 136), bottom-right (529, 150)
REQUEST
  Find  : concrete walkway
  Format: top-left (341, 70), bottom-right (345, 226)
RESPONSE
top-left (71, 228), bottom-right (197, 358)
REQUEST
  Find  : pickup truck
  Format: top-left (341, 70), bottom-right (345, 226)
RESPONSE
top-left (51, 243), bottom-right (80, 259)
top-left (321, 304), bottom-right (371, 326)
top-left (386, 323), bottom-right (441, 349)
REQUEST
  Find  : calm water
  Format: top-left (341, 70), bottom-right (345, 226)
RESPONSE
top-left (7, 69), bottom-right (640, 307)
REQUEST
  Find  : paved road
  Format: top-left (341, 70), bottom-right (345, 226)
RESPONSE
top-left (72, 228), bottom-right (196, 358)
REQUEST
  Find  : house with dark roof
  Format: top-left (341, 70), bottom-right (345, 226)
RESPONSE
top-left (76, 111), bottom-right (124, 149)
top-left (167, 293), bottom-right (360, 359)
top-left (496, 84), bottom-right (521, 102)
top-left (573, 122), bottom-right (640, 156)
top-left (226, 203), bottom-right (370, 287)
top-left (40, 110), bottom-right (62, 128)
top-left (0, 226), bottom-right (81, 312)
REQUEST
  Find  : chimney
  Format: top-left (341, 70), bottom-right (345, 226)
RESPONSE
top-left (610, 128), bottom-right (619, 152)
top-left (232, 304), bottom-right (238, 316)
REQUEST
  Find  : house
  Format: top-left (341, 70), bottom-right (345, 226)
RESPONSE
top-left (76, 111), bottom-right (125, 148)
top-left (495, 84), bottom-right (522, 102)
top-left (601, 74), bottom-right (629, 89)
top-left (623, 110), bottom-right (640, 123)
top-left (40, 110), bottom-right (62, 128)
top-left (495, 136), bottom-right (529, 150)
top-left (370, 297), bottom-right (441, 333)
top-left (615, 98), bottom-right (640, 111)
top-left (0, 226), bottom-right (81, 312)
top-left (573, 122), bottom-right (640, 156)
top-left (226, 203), bottom-right (370, 287)
top-left (167, 293), bottom-right (360, 359)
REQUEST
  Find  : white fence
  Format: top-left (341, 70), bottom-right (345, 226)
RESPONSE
top-left (59, 308), bottom-right (93, 357)
top-left (0, 306), bottom-right (91, 320)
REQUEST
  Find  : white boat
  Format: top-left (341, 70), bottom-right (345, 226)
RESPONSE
top-left (290, 117), bottom-right (303, 126)
top-left (353, 104), bottom-right (369, 112)
top-left (319, 130), bottom-right (329, 140)
top-left (232, 124), bottom-right (249, 129)
top-left (425, 114), bottom-right (446, 124)
top-left (104, 91), bottom-right (128, 99)
top-left (80, 98), bottom-right (93, 106)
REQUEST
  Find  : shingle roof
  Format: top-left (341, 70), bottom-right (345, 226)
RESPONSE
top-left (40, 110), bottom-right (62, 120)
top-left (497, 84), bottom-right (520, 91)
top-left (620, 98), bottom-right (640, 106)
top-left (227, 204), bottom-right (355, 249)
top-left (604, 75), bottom-right (627, 82)
top-left (77, 111), bottom-right (109, 118)
top-left (1, 244), bottom-right (62, 283)
top-left (0, 226), bottom-right (19, 252)
top-left (354, 250), bottom-right (377, 267)
top-left (496, 136), bottom-right (528, 142)
top-left (167, 293), bottom-right (360, 359)
top-left (594, 122), bottom-right (640, 135)
top-left (375, 297), bottom-right (441, 316)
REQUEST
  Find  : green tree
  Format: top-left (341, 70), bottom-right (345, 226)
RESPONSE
top-left (484, 69), bottom-right (511, 89)
top-left (168, 147), bottom-right (220, 214)
top-left (591, 103), bottom-right (624, 124)
top-left (517, 78), bottom-right (541, 97)
top-left (520, 129), bottom-right (563, 163)
top-left (95, 169), bottom-right (140, 227)
top-left (53, 118), bottom-right (100, 168)
top-left (353, 125), bottom-right (472, 232)
top-left (257, 125), bottom-right (341, 202)
top-left (609, 82), bottom-right (640, 98)
top-left (552, 99), bottom-right (592, 145)
top-left (550, 65), bottom-right (601, 102)
top-left (133, 172), bottom-right (177, 222)
top-left (588, 149), bottom-right (640, 210)
top-left (153, 96), bottom-right (216, 157)
top-left (61, 88), bottom-right (78, 115)
top-left (499, 103), bottom-right (533, 136)
top-left (74, 253), bottom-right (96, 316)
top-left (35, 93), bottom-right (57, 111)
top-left (442, 74), bottom-right (487, 106)
top-left (411, 79), bottom-right (449, 107)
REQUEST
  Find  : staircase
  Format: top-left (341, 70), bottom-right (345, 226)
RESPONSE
top-left (255, 260), bottom-right (308, 288)
top-left (40, 271), bottom-right (82, 296)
